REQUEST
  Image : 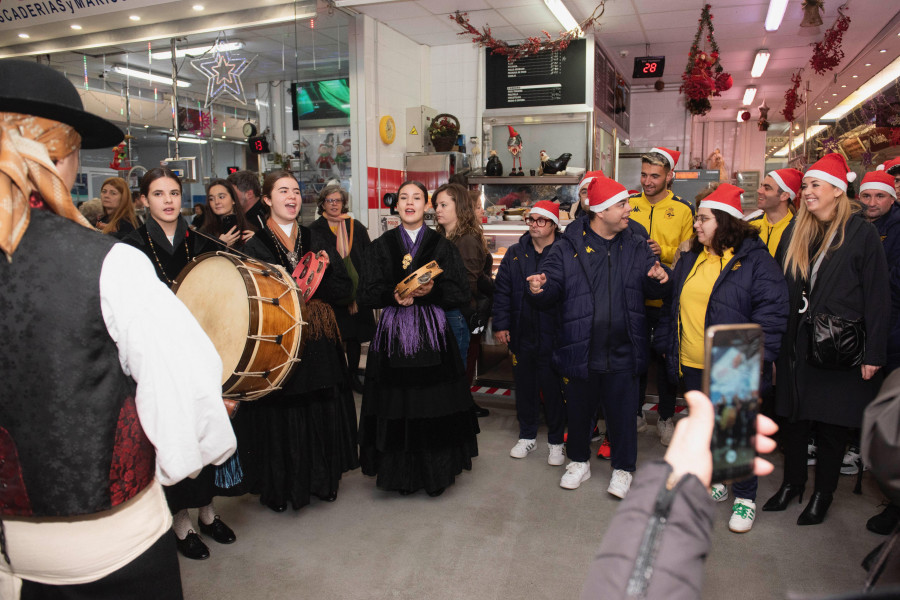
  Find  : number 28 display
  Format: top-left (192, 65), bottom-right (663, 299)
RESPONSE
top-left (632, 56), bottom-right (666, 79)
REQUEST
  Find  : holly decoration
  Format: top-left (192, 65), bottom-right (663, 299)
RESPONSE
top-left (782, 69), bottom-right (804, 123)
top-left (809, 6), bottom-right (850, 75)
top-left (450, 4), bottom-right (606, 61)
top-left (680, 4), bottom-right (732, 116)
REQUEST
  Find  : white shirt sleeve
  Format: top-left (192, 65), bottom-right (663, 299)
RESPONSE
top-left (98, 243), bottom-right (236, 486)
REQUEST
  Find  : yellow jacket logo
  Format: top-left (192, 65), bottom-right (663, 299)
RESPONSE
top-left (632, 206), bottom-right (641, 212)
top-left (586, 246), bottom-right (595, 253)
top-left (731, 261), bottom-right (742, 271)
top-left (665, 208), bottom-right (675, 219)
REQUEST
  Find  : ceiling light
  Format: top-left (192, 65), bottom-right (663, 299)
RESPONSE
top-left (824, 100), bottom-right (829, 104)
top-left (111, 66), bottom-right (190, 88)
top-left (822, 54), bottom-right (900, 120)
top-left (151, 41), bottom-right (243, 60)
top-left (170, 136), bottom-right (207, 145)
top-left (880, 49), bottom-right (887, 53)
top-left (17, 33), bottom-right (29, 39)
top-left (543, 0), bottom-right (582, 35)
top-left (333, 0), bottom-right (405, 5)
top-left (742, 86), bottom-right (757, 105)
top-left (852, 75), bottom-right (858, 78)
top-left (143, 124), bottom-right (149, 128)
top-left (736, 110), bottom-right (745, 123)
top-left (751, 49), bottom-right (770, 77)
top-left (129, 15), bottom-right (140, 21)
top-left (774, 124), bottom-right (828, 157)
top-left (832, 93), bottom-right (837, 96)
top-left (70, 24), bottom-right (82, 30)
top-left (192, 4), bottom-right (204, 10)
top-left (865, 63), bottom-right (872, 67)
top-left (765, 0), bottom-right (789, 31)
top-left (841, 84), bottom-right (847, 88)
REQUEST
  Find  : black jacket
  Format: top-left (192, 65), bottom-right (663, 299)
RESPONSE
top-left (121, 217), bottom-right (213, 286)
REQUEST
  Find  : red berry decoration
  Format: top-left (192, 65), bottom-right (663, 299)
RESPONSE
top-left (680, 4), bottom-right (730, 115)
top-left (741, 111), bottom-right (751, 121)
top-left (715, 72), bottom-right (733, 93)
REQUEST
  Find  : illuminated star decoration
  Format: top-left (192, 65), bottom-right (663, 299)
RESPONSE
top-left (191, 45), bottom-right (255, 107)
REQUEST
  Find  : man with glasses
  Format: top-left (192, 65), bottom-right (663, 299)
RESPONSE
top-left (493, 201), bottom-right (566, 467)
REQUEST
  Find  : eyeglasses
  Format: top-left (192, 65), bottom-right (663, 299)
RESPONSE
top-left (323, 197), bottom-right (343, 205)
top-left (525, 217), bottom-right (551, 226)
top-left (694, 214), bottom-right (713, 224)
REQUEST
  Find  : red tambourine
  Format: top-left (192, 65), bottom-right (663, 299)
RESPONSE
top-left (292, 251), bottom-right (329, 302)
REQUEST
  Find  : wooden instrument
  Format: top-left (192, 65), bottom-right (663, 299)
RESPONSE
top-left (394, 260), bottom-right (443, 299)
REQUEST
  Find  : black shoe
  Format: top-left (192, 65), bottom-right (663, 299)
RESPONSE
top-left (427, 488), bottom-right (446, 497)
top-left (261, 497), bottom-right (287, 512)
top-left (318, 491), bottom-right (338, 502)
top-left (867, 503), bottom-right (900, 535)
top-left (762, 483), bottom-right (805, 512)
top-left (176, 531), bottom-right (210, 560)
top-left (198, 516), bottom-right (236, 544)
top-left (797, 491), bottom-right (833, 525)
top-left (473, 403), bottom-right (490, 418)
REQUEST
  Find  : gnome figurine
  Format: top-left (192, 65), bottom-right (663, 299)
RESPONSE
top-left (506, 125), bottom-right (524, 176)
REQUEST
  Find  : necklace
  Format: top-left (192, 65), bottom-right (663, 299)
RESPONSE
top-left (269, 226), bottom-right (302, 269)
top-left (146, 229), bottom-right (189, 285)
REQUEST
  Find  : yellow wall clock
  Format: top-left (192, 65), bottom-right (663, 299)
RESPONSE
top-left (379, 115), bottom-right (396, 144)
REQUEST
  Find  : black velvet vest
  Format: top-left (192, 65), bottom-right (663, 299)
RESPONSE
top-left (0, 211), bottom-right (155, 517)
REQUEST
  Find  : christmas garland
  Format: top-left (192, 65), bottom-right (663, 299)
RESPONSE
top-left (450, 3), bottom-right (606, 61)
top-left (782, 70), bottom-right (804, 123)
top-left (809, 6), bottom-right (850, 75)
top-left (679, 4), bottom-right (732, 116)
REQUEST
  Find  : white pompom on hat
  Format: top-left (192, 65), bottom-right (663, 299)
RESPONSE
top-left (804, 153), bottom-right (857, 192)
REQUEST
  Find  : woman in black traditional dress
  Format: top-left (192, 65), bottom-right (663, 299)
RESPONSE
top-left (308, 183), bottom-right (375, 393)
top-left (357, 180), bottom-right (479, 497)
top-left (122, 168), bottom-right (238, 561)
top-left (241, 171), bottom-right (359, 512)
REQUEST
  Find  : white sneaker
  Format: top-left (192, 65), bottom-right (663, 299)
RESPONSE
top-left (636, 414), bottom-right (648, 433)
top-left (608, 469), bottom-right (633, 499)
top-left (560, 461), bottom-right (591, 489)
top-left (548, 444), bottom-right (565, 466)
top-left (729, 498), bottom-right (756, 533)
top-left (710, 483), bottom-right (728, 502)
top-left (807, 440), bottom-right (817, 466)
top-left (841, 447), bottom-right (863, 475)
top-left (658, 418), bottom-right (675, 446)
top-left (510, 439), bottom-right (537, 459)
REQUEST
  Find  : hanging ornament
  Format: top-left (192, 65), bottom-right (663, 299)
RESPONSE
top-left (680, 4), bottom-right (732, 116)
top-left (800, 0), bottom-right (824, 27)
top-left (654, 80), bottom-right (665, 92)
top-left (741, 111), bottom-right (752, 121)
top-left (758, 99), bottom-right (770, 131)
top-left (782, 69), bottom-right (804, 123)
top-left (809, 5), bottom-right (850, 76)
top-left (191, 41), bottom-right (256, 107)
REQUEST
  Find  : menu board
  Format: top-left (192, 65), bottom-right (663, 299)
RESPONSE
top-left (485, 39), bottom-right (586, 109)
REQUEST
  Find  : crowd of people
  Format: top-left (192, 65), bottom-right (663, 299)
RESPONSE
top-left (2, 57), bottom-right (900, 598)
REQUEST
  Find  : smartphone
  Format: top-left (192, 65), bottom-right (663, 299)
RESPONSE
top-left (702, 324), bottom-right (764, 484)
top-left (221, 214), bottom-right (238, 232)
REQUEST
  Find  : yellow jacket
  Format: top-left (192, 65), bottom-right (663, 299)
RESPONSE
top-left (628, 191), bottom-right (695, 267)
top-left (749, 211), bottom-right (793, 257)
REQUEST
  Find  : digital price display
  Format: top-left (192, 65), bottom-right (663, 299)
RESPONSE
top-left (248, 135), bottom-right (270, 154)
top-left (632, 56), bottom-right (665, 79)
top-left (226, 166), bottom-right (239, 175)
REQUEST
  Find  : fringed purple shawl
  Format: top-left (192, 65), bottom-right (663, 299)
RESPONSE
top-left (371, 304), bottom-right (448, 357)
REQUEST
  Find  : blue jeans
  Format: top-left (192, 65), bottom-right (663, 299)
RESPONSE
top-left (445, 309), bottom-right (470, 363)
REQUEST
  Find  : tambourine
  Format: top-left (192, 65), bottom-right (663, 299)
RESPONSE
top-left (394, 260), bottom-right (443, 299)
top-left (292, 250), bottom-right (330, 302)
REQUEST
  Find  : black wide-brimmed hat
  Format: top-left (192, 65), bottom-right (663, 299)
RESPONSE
top-left (0, 59), bottom-right (123, 149)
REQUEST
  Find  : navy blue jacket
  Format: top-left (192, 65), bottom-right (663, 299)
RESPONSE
top-left (530, 216), bottom-right (672, 380)
top-left (873, 204), bottom-right (900, 370)
top-left (492, 231), bottom-right (560, 355)
top-left (655, 236), bottom-right (789, 383)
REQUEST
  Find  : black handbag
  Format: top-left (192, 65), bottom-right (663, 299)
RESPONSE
top-left (807, 311), bottom-right (865, 369)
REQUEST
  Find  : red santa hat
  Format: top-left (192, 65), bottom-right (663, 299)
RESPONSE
top-left (588, 177), bottom-right (630, 213)
top-left (529, 200), bottom-right (559, 225)
top-left (767, 168), bottom-right (803, 201)
top-left (804, 153), bottom-right (857, 192)
top-left (577, 170), bottom-right (604, 206)
top-left (699, 183), bottom-right (745, 219)
top-left (860, 171), bottom-right (897, 199)
top-left (877, 157), bottom-right (900, 176)
top-left (650, 147), bottom-right (681, 170)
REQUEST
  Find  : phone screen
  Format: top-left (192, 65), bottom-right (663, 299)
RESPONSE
top-left (703, 324), bottom-right (764, 483)
top-left (221, 214), bottom-right (238, 232)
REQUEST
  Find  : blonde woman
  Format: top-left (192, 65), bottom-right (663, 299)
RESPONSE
top-left (766, 154), bottom-right (889, 526)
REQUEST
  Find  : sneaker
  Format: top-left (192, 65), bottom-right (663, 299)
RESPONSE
top-left (560, 461), bottom-right (591, 490)
top-left (807, 440), bottom-right (817, 466)
top-left (596, 437), bottom-right (611, 460)
top-left (590, 424), bottom-right (603, 442)
top-left (548, 444), bottom-right (565, 466)
top-left (841, 446), bottom-right (862, 475)
top-left (607, 469), bottom-right (633, 499)
top-left (658, 418), bottom-right (675, 446)
top-left (710, 483), bottom-right (728, 503)
top-left (729, 498), bottom-right (756, 533)
top-left (636, 414), bottom-right (649, 433)
top-left (510, 439), bottom-right (537, 459)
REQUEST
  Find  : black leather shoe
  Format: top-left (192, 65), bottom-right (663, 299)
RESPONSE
top-left (797, 491), bottom-right (833, 525)
top-left (762, 483), bottom-right (805, 512)
top-left (176, 531), bottom-right (210, 560)
top-left (473, 403), bottom-right (490, 418)
top-left (199, 516), bottom-right (236, 544)
top-left (867, 503), bottom-right (900, 535)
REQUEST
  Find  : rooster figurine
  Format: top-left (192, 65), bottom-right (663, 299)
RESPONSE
top-left (506, 125), bottom-right (524, 176)
top-left (485, 150), bottom-right (503, 176)
top-left (539, 150), bottom-right (572, 175)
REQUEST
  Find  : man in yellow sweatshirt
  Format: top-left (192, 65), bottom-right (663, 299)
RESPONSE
top-left (628, 147), bottom-right (694, 446)
top-left (748, 168), bottom-right (801, 257)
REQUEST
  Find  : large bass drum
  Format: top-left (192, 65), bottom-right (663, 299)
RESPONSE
top-left (173, 252), bottom-right (304, 400)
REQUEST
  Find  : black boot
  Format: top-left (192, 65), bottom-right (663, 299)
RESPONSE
top-left (762, 483), bottom-right (805, 511)
top-left (797, 491), bottom-right (833, 525)
top-left (867, 503), bottom-right (900, 535)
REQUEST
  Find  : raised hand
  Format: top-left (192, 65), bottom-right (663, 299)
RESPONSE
top-left (647, 261), bottom-right (668, 284)
top-left (526, 273), bottom-right (547, 294)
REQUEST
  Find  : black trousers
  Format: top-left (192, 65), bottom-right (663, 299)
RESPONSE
top-left (565, 372), bottom-right (638, 469)
top-left (512, 350), bottom-right (565, 444)
top-left (782, 418), bottom-right (849, 494)
top-left (638, 306), bottom-right (678, 420)
top-left (21, 529), bottom-right (184, 600)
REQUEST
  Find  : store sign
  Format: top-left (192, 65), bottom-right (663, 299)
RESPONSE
top-left (485, 39), bottom-right (586, 109)
top-left (0, 0), bottom-right (162, 29)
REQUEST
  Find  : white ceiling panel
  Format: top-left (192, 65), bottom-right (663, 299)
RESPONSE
top-left (594, 14), bottom-right (645, 34)
top-left (639, 10), bottom-right (719, 31)
top-left (418, 0), bottom-right (490, 13)
top-left (496, 5), bottom-right (557, 27)
top-left (349, 1), bottom-right (431, 21)
top-left (577, 0), bottom-right (636, 18)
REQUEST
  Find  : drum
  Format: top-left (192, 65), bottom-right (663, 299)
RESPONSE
top-left (173, 252), bottom-right (304, 400)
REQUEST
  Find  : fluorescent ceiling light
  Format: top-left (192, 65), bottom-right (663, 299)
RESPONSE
top-left (773, 124), bottom-right (827, 157)
top-left (111, 66), bottom-right (191, 88)
top-left (333, 0), bottom-right (404, 6)
top-left (170, 136), bottom-right (207, 145)
top-left (151, 42), bottom-right (243, 60)
top-left (765, 0), bottom-right (789, 31)
top-left (821, 54), bottom-right (900, 120)
top-left (742, 86), bottom-right (757, 105)
top-left (751, 49), bottom-right (770, 78)
top-left (543, 0), bottom-right (581, 35)
top-left (736, 110), bottom-right (745, 123)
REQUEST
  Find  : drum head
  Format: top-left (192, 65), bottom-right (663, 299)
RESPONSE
top-left (175, 255), bottom-right (249, 385)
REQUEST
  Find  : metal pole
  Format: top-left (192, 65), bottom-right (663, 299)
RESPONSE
top-left (802, 81), bottom-right (810, 161)
top-left (170, 38), bottom-right (180, 159)
top-left (124, 77), bottom-right (133, 164)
